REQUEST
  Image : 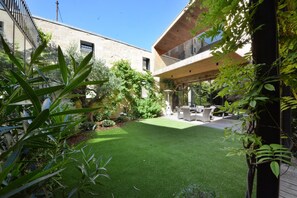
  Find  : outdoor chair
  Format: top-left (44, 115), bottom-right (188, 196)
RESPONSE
top-left (177, 107), bottom-right (184, 119)
top-left (210, 105), bottom-right (216, 119)
top-left (196, 108), bottom-right (212, 122)
top-left (182, 107), bottom-right (196, 121)
top-left (196, 105), bottom-right (204, 113)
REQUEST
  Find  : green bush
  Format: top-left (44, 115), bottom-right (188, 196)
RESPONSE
top-left (101, 119), bottom-right (116, 127)
top-left (58, 147), bottom-right (111, 197)
top-left (115, 114), bottom-right (130, 123)
top-left (175, 184), bottom-right (216, 198)
top-left (80, 121), bottom-right (97, 131)
top-left (94, 107), bottom-right (113, 121)
top-left (136, 98), bottom-right (162, 118)
top-left (111, 60), bottom-right (163, 119)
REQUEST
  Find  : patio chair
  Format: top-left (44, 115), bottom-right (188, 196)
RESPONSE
top-left (210, 105), bottom-right (216, 119)
top-left (196, 108), bottom-right (212, 122)
top-left (177, 107), bottom-right (184, 119)
top-left (182, 107), bottom-right (196, 121)
top-left (196, 105), bottom-right (204, 113)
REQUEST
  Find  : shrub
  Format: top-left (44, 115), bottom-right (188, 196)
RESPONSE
top-left (111, 60), bottom-right (163, 119)
top-left (57, 147), bottom-right (111, 197)
top-left (115, 114), bottom-right (130, 123)
top-left (80, 121), bottom-right (97, 131)
top-left (175, 184), bottom-right (216, 198)
top-left (136, 98), bottom-right (162, 118)
top-left (101, 119), bottom-right (116, 127)
top-left (94, 107), bottom-right (113, 121)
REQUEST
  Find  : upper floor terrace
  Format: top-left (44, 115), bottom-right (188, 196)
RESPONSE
top-left (152, 0), bottom-right (248, 85)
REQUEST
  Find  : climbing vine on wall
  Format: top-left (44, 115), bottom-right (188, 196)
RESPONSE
top-left (112, 60), bottom-right (163, 119)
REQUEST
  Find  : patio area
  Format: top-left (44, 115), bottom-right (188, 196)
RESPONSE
top-left (165, 113), bottom-right (297, 198)
top-left (280, 159), bottom-right (297, 198)
top-left (165, 112), bottom-right (242, 131)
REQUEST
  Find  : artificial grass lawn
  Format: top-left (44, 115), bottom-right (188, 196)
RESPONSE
top-left (64, 117), bottom-right (247, 197)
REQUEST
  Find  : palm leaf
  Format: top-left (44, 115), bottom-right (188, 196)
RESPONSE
top-left (33, 64), bottom-right (59, 73)
top-left (10, 71), bottom-right (41, 113)
top-left (24, 122), bottom-right (73, 140)
top-left (1, 36), bottom-right (24, 73)
top-left (3, 146), bottom-right (22, 168)
top-left (58, 67), bottom-right (92, 98)
top-left (30, 41), bottom-right (47, 64)
top-left (50, 108), bottom-right (100, 116)
top-left (58, 46), bottom-right (68, 84)
top-left (0, 126), bottom-right (22, 135)
top-left (0, 169), bottom-right (64, 197)
top-left (33, 67), bottom-right (50, 84)
top-left (26, 109), bottom-right (49, 133)
top-left (27, 76), bottom-right (46, 84)
top-left (24, 139), bottom-right (56, 149)
top-left (75, 51), bottom-right (93, 75)
top-left (11, 85), bottom-right (64, 103)
top-left (0, 163), bottom-right (14, 187)
top-left (3, 116), bottom-right (35, 124)
top-left (70, 55), bottom-right (77, 73)
top-left (30, 122), bottom-right (72, 135)
top-left (0, 88), bottom-right (21, 116)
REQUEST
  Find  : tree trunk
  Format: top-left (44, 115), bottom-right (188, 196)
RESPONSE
top-left (250, 0), bottom-right (280, 197)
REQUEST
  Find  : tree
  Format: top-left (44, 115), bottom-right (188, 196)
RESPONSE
top-left (67, 52), bottom-right (120, 122)
top-left (37, 34), bottom-right (121, 123)
top-left (192, 0), bottom-right (296, 197)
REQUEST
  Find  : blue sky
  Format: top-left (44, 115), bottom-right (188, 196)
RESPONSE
top-left (25, 0), bottom-right (190, 51)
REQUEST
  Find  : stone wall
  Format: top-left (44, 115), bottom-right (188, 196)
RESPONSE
top-left (34, 17), bottom-right (152, 72)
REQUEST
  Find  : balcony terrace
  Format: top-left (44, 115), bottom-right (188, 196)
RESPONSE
top-left (0, 0), bottom-right (39, 48)
top-left (152, 0), bottom-right (248, 85)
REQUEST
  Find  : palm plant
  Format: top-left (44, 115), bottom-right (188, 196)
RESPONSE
top-left (0, 37), bottom-right (109, 197)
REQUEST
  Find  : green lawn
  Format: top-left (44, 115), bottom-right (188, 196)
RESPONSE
top-left (63, 117), bottom-right (247, 197)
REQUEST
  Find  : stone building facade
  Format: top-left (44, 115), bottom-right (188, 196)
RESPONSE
top-left (34, 17), bottom-right (152, 72)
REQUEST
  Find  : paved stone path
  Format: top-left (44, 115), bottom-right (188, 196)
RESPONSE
top-left (165, 113), bottom-right (242, 130)
top-left (280, 160), bottom-right (297, 198)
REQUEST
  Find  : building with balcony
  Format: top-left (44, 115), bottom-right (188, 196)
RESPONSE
top-left (0, 0), bottom-right (40, 63)
top-left (33, 17), bottom-right (152, 72)
top-left (152, 0), bottom-right (249, 109)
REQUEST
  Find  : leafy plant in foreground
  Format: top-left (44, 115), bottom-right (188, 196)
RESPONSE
top-left (62, 147), bottom-right (112, 197)
top-left (0, 37), bottom-right (109, 197)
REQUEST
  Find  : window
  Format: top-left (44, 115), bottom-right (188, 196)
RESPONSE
top-left (0, 21), bottom-right (3, 36)
top-left (80, 40), bottom-right (94, 54)
top-left (142, 57), bottom-right (150, 71)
